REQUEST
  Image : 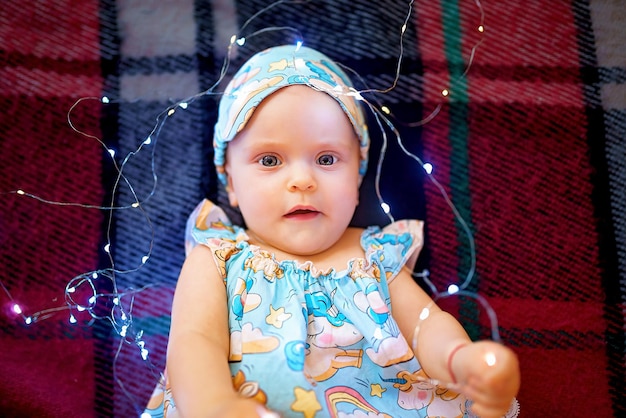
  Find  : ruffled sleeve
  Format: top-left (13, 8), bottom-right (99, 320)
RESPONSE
top-left (184, 199), bottom-right (235, 255)
top-left (361, 220), bottom-right (424, 283)
top-left (184, 199), bottom-right (252, 283)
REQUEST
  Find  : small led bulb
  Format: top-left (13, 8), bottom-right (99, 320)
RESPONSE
top-left (419, 307), bottom-right (430, 321)
top-left (381, 203), bottom-right (391, 214)
top-left (12, 304), bottom-right (23, 315)
top-left (448, 284), bottom-right (459, 295)
top-left (485, 352), bottom-right (497, 366)
top-left (423, 163), bottom-right (433, 174)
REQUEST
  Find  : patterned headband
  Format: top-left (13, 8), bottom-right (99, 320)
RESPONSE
top-left (213, 44), bottom-right (370, 184)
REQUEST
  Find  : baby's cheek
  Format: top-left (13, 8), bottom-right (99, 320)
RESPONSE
top-left (417, 390), bottom-right (428, 400)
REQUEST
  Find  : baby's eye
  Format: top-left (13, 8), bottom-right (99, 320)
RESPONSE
top-left (259, 155), bottom-right (280, 167)
top-left (317, 154), bottom-right (336, 166)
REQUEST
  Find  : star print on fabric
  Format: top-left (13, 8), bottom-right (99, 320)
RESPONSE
top-left (265, 304), bottom-right (292, 328)
top-left (291, 387), bottom-right (322, 418)
top-left (370, 383), bottom-right (386, 398)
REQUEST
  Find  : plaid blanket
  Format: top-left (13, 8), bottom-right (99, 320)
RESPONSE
top-left (1, 0), bottom-right (624, 416)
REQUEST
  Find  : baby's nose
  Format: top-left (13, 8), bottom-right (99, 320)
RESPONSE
top-left (287, 163), bottom-right (316, 191)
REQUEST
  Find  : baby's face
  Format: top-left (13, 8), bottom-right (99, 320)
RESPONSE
top-left (225, 85), bottom-right (361, 256)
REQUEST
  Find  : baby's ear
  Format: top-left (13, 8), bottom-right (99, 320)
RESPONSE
top-left (225, 174), bottom-right (238, 207)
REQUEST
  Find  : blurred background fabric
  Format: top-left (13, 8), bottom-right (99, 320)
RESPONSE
top-left (1, 0), bottom-right (624, 416)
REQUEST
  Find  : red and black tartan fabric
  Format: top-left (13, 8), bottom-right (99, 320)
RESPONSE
top-left (1, 1), bottom-right (624, 417)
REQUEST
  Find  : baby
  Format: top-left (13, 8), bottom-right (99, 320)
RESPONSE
top-left (144, 44), bottom-right (520, 418)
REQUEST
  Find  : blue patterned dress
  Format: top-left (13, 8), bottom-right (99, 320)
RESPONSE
top-left (144, 200), bottom-right (487, 418)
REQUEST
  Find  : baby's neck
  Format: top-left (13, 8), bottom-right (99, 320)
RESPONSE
top-left (246, 227), bottom-right (364, 270)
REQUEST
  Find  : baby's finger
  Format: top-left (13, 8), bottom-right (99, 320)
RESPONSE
top-left (463, 379), bottom-right (514, 414)
top-left (469, 401), bottom-right (511, 418)
top-left (257, 406), bottom-right (280, 418)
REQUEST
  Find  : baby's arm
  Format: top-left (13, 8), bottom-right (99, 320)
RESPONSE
top-left (389, 270), bottom-right (520, 418)
top-left (166, 245), bottom-right (276, 417)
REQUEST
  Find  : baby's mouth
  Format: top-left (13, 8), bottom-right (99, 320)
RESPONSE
top-left (285, 207), bottom-right (320, 219)
top-left (289, 209), bottom-right (316, 215)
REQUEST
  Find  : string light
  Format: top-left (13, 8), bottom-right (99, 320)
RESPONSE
top-left (0, 0), bottom-right (494, 408)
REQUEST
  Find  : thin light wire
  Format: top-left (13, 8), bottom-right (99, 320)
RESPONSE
top-left (1, 0), bottom-right (496, 408)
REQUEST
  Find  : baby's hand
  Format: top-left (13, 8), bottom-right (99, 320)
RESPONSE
top-left (452, 341), bottom-right (520, 418)
top-left (204, 396), bottom-right (280, 418)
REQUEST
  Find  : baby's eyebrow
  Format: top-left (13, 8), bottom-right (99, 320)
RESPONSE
top-left (243, 138), bottom-right (284, 152)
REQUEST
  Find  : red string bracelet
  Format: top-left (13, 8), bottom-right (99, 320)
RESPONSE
top-left (447, 343), bottom-right (470, 384)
